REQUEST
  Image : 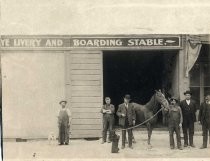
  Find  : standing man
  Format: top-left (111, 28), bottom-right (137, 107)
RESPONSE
top-left (117, 94), bottom-right (136, 149)
top-left (199, 93), bottom-right (210, 149)
top-left (101, 97), bottom-right (115, 144)
top-left (165, 97), bottom-right (183, 150)
top-left (58, 100), bottom-right (71, 145)
top-left (180, 90), bottom-right (197, 147)
top-left (198, 94), bottom-right (209, 135)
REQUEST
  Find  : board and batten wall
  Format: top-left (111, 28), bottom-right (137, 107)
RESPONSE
top-left (66, 51), bottom-right (103, 138)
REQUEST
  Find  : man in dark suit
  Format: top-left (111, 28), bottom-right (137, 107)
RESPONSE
top-left (199, 93), bottom-right (210, 149)
top-left (198, 94), bottom-right (209, 136)
top-left (117, 94), bottom-right (136, 149)
top-left (180, 90), bottom-right (197, 147)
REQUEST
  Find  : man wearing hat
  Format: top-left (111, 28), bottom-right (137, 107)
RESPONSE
top-left (180, 90), bottom-right (197, 147)
top-left (199, 93), bottom-right (210, 149)
top-left (198, 94), bottom-right (209, 136)
top-left (58, 100), bottom-right (71, 145)
top-left (165, 97), bottom-right (183, 150)
top-left (101, 97), bottom-right (115, 144)
top-left (117, 94), bottom-right (136, 149)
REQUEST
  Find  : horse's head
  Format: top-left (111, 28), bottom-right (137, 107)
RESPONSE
top-left (154, 90), bottom-right (169, 110)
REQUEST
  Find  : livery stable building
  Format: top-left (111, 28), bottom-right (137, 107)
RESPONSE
top-left (1, 34), bottom-right (210, 139)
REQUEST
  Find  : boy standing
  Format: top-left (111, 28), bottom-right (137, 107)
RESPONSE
top-left (101, 97), bottom-right (115, 144)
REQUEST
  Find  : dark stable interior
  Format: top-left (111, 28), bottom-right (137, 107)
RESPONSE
top-left (103, 50), bottom-right (177, 127)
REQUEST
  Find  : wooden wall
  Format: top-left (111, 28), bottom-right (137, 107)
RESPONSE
top-left (66, 51), bottom-right (103, 138)
top-left (2, 52), bottom-right (66, 139)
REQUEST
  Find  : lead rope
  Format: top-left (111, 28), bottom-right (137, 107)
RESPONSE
top-left (114, 107), bottom-right (164, 132)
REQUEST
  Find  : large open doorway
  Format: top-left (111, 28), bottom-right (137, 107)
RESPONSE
top-left (103, 50), bottom-right (179, 127)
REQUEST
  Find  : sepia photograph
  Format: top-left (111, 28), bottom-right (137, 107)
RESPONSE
top-left (1, 1), bottom-right (210, 161)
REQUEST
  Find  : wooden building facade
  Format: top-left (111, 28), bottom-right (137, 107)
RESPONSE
top-left (1, 34), bottom-right (210, 139)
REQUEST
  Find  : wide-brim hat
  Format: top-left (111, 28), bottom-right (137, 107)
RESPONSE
top-left (124, 94), bottom-right (131, 100)
top-left (169, 97), bottom-right (179, 102)
top-left (184, 90), bottom-right (192, 95)
top-left (59, 100), bottom-right (67, 104)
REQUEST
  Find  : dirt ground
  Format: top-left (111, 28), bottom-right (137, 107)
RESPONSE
top-left (3, 131), bottom-right (210, 159)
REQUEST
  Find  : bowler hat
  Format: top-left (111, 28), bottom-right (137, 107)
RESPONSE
top-left (184, 90), bottom-right (192, 95)
top-left (59, 100), bottom-right (67, 104)
top-left (124, 94), bottom-right (131, 100)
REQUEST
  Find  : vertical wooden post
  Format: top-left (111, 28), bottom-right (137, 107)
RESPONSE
top-left (200, 63), bottom-right (204, 104)
top-left (179, 35), bottom-right (190, 100)
top-left (0, 51), bottom-right (3, 159)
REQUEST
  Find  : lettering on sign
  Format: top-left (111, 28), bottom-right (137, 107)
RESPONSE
top-left (0, 36), bottom-right (181, 50)
top-left (13, 39), bottom-right (42, 47)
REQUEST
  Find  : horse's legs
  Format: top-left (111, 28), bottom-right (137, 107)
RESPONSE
top-left (147, 123), bottom-right (153, 145)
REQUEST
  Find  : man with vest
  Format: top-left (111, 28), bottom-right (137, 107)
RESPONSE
top-left (180, 90), bottom-right (197, 147)
top-left (117, 94), bottom-right (136, 149)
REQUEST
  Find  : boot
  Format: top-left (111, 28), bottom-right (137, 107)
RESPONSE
top-left (189, 135), bottom-right (195, 147)
top-left (200, 145), bottom-right (207, 149)
top-left (183, 133), bottom-right (188, 147)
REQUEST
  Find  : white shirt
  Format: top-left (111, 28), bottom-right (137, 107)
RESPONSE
top-left (186, 100), bottom-right (190, 105)
top-left (124, 103), bottom-right (128, 109)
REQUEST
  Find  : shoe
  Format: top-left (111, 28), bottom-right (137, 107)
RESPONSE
top-left (178, 147), bottom-right (183, 150)
top-left (170, 146), bottom-right (175, 149)
top-left (107, 140), bottom-right (111, 143)
top-left (184, 144), bottom-right (188, 147)
top-left (64, 143), bottom-right (69, 145)
top-left (129, 146), bottom-right (134, 149)
top-left (190, 144), bottom-right (195, 148)
top-left (101, 141), bottom-right (106, 144)
top-left (121, 146), bottom-right (125, 149)
top-left (200, 146), bottom-right (207, 149)
top-left (58, 143), bottom-right (64, 145)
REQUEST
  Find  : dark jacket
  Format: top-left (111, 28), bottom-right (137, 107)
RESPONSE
top-left (200, 103), bottom-right (210, 127)
top-left (198, 102), bottom-right (206, 123)
top-left (117, 103), bottom-right (136, 127)
top-left (180, 99), bottom-right (197, 124)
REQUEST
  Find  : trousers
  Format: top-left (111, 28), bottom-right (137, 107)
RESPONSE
top-left (182, 121), bottom-right (194, 145)
top-left (58, 124), bottom-right (69, 144)
top-left (169, 125), bottom-right (181, 148)
top-left (102, 115), bottom-right (114, 142)
top-left (202, 125), bottom-right (210, 147)
top-left (121, 118), bottom-right (132, 147)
